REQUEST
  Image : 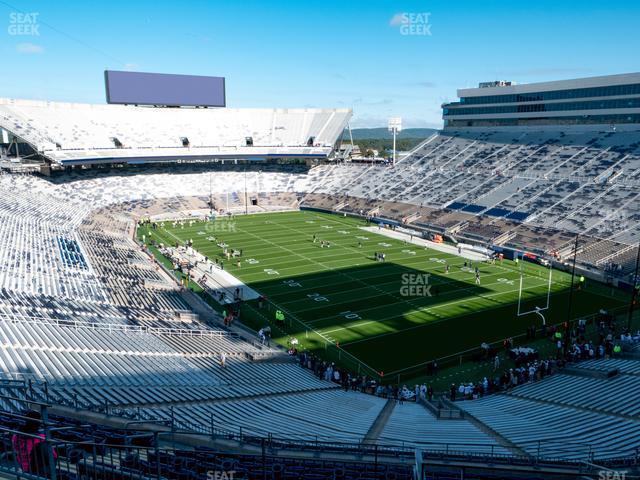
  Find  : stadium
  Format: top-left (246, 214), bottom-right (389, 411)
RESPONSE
top-left (1, 4), bottom-right (640, 480)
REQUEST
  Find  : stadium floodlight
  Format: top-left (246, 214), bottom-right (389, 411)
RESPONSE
top-left (388, 117), bottom-right (402, 165)
top-left (628, 242), bottom-right (640, 331)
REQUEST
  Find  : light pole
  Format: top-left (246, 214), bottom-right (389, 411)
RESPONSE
top-left (564, 234), bottom-right (579, 357)
top-left (628, 243), bottom-right (640, 331)
top-left (244, 168), bottom-right (248, 215)
top-left (209, 173), bottom-right (213, 216)
top-left (388, 117), bottom-right (402, 166)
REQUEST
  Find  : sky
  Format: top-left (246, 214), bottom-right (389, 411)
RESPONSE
top-left (0, 0), bottom-right (639, 128)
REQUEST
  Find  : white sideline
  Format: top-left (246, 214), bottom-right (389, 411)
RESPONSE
top-left (359, 226), bottom-right (490, 261)
top-left (150, 206), bottom-right (296, 222)
top-left (170, 247), bottom-right (261, 303)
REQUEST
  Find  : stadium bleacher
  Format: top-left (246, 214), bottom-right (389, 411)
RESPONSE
top-left (3, 106), bottom-right (638, 274)
top-left (377, 402), bottom-right (511, 454)
top-left (0, 408), bottom-right (417, 480)
top-left (0, 108), bottom-right (640, 477)
top-left (0, 98), bottom-right (351, 163)
top-left (453, 357), bottom-right (640, 461)
top-left (303, 128), bottom-right (640, 274)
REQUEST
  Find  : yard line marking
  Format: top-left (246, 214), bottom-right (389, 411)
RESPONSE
top-left (253, 261), bottom-right (550, 298)
top-left (300, 275), bottom-right (557, 323)
top-left (250, 215), bottom-right (565, 317)
top-left (335, 285), bottom-right (578, 348)
top-left (149, 214), bottom-right (578, 367)
top-left (154, 216), bottom-right (569, 331)
top-left (321, 278), bottom-right (551, 336)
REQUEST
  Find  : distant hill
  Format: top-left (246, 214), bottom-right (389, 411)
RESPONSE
top-left (340, 127), bottom-right (439, 155)
top-left (342, 127), bottom-right (438, 140)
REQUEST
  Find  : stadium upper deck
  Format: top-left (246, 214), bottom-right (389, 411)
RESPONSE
top-left (442, 72), bottom-right (640, 128)
top-left (0, 98), bottom-right (351, 165)
top-left (304, 126), bottom-right (640, 279)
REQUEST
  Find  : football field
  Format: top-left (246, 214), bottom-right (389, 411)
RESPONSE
top-left (140, 210), bottom-right (627, 376)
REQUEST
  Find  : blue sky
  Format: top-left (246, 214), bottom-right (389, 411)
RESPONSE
top-left (1, 0), bottom-right (638, 128)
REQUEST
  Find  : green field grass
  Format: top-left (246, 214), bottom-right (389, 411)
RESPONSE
top-left (139, 210), bottom-right (628, 377)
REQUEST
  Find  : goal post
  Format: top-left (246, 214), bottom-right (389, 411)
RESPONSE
top-left (517, 259), bottom-right (553, 324)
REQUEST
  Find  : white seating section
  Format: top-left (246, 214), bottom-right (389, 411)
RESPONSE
top-left (0, 174), bottom-right (106, 303)
top-left (305, 128), bottom-right (640, 271)
top-left (144, 390), bottom-right (388, 443)
top-left (0, 98), bottom-right (351, 163)
top-left (456, 357), bottom-right (640, 460)
top-left (0, 319), bottom-right (220, 386)
top-left (0, 316), bottom-right (334, 407)
top-left (313, 130), bottom-right (640, 241)
top-left (0, 126), bottom-right (638, 459)
top-left (0, 170), bottom-right (310, 326)
top-left (379, 402), bottom-right (510, 454)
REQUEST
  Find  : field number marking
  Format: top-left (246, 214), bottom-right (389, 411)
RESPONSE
top-left (308, 293), bottom-right (329, 302)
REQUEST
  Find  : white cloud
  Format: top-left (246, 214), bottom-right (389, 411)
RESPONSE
top-left (16, 42), bottom-right (44, 54)
top-left (351, 97), bottom-right (393, 106)
top-left (123, 63), bottom-right (139, 71)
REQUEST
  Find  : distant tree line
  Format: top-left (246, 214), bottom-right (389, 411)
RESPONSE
top-left (354, 138), bottom-right (424, 156)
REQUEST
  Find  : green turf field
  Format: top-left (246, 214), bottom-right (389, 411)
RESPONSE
top-left (138, 210), bottom-right (628, 377)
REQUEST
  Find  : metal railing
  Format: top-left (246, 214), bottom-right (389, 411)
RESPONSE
top-left (1, 393), bottom-right (640, 480)
top-left (383, 304), bottom-right (640, 386)
top-left (242, 296), bottom-right (382, 380)
top-left (0, 314), bottom-right (235, 338)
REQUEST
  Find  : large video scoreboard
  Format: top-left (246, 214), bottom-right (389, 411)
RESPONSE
top-left (104, 70), bottom-right (226, 107)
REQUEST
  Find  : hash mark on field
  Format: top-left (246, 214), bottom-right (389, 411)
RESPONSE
top-left (235, 215), bottom-right (567, 335)
top-left (155, 214), bottom-right (587, 375)
top-left (301, 274), bottom-right (553, 324)
top-left (320, 278), bottom-right (551, 339)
